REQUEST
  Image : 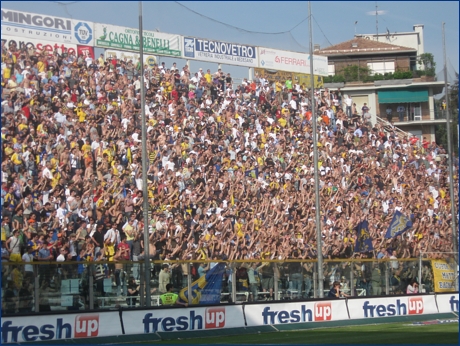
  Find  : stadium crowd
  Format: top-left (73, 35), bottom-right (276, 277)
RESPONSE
top-left (0, 43), bottom-right (457, 306)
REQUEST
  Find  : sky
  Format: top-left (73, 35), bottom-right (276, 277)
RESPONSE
top-left (1, 1), bottom-right (459, 83)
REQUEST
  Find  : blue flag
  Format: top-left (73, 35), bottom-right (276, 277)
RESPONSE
top-left (354, 220), bottom-right (374, 253)
top-left (385, 210), bottom-right (413, 238)
top-left (179, 262), bottom-right (226, 305)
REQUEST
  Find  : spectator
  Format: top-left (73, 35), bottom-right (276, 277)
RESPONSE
top-left (160, 283), bottom-right (188, 306)
top-left (406, 278), bottom-right (419, 294)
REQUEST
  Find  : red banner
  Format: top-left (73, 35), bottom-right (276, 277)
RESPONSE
top-left (77, 45), bottom-right (95, 59)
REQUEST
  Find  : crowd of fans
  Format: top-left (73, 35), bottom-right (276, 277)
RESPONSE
top-left (1, 43), bottom-right (457, 307)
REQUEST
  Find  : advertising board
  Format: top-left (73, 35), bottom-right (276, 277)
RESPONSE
top-left (1, 34), bottom-right (77, 56)
top-left (347, 295), bottom-right (438, 319)
top-left (95, 23), bottom-right (181, 57)
top-left (1, 312), bottom-right (121, 343)
top-left (122, 306), bottom-right (244, 334)
top-left (184, 37), bottom-right (258, 67)
top-left (104, 49), bottom-right (157, 67)
top-left (244, 300), bottom-right (349, 327)
top-left (436, 294), bottom-right (459, 313)
top-left (1, 8), bottom-right (94, 46)
top-left (258, 47), bottom-right (328, 76)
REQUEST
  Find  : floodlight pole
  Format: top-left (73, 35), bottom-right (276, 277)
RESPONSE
top-left (139, 0), bottom-right (151, 307)
top-left (442, 22), bottom-right (458, 287)
top-left (309, 1), bottom-right (324, 298)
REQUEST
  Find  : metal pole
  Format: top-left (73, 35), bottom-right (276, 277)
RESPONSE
top-left (231, 269), bottom-right (237, 303)
top-left (350, 265), bottom-right (354, 297)
top-left (139, 263), bottom-right (145, 307)
top-left (309, 1), bottom-right (324, 298)
top-left (89, 265), bottom-right (94, 310)
top-left (419, 252), bottom-right (422, 289)
top-left (139, 0), bottom-right (151, 307)
top-left (187, 263), bottom-right (193, 305)
top-left (34, 264), bottom-right (39, 312)
top-left (313, 270), bottom-right (317, 298)
top-left (385, 262), bottom-right (389, 295)
top-left (274, 264), bottom-right (279, 301)
top-left (442, 23), bottom-right (458, 286)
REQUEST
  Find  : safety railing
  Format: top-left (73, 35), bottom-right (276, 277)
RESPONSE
top-left (1, 256), bottom-right (457, 315)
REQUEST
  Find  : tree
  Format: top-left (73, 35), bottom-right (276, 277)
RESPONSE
top-left (418, 53), bottom-right (436, 77)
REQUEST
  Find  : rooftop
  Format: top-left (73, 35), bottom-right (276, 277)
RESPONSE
top-left (315, 37), bottom-right (416, 56)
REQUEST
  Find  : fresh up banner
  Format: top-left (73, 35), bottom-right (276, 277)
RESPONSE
top-left (436, 294), bottom-right (459, 313)
top-left (347, 295), bottom-right (438, 319)
top-left (244, 300), bottom-right (349, 326)
top-left (1, 8), bottom-right (93, 46)
top-left (183, 37), bottom-right (257, 67)
top-left (179, 262), bottom-right (226, 305)
top-left (1, 312), bottom-right (121, 343)
top-left (123, 306), bottom-right (244, 334)
top-left (95, 23), bottom-right (181, 57)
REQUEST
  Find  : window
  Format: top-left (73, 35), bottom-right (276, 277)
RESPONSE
top-left (328, 64), bottom-right (335, 76)
top-left (367, 61), bottom-right (395, 75)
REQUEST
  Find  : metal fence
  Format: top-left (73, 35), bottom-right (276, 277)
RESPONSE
top-left (1, 256), bottom-right (456, 315)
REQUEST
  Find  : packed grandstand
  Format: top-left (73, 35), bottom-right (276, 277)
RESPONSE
top-left (1, 42), bottom-right (458, 310)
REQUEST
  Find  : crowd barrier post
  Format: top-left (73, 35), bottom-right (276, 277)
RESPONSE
top-left (89, 264), bottom-right (94, 310)
top-left (385, 262), bottom-right (390, 295)
top-left (419, 254), bottom-right (423, 288)
top-left (187, 263), bottom-right (193, 305)
top-left (274, 264), bottom-right (279, 301)
top-left (139, 263), bottom-right (145, 307)
top-left (231, 269), bottom-right (236, 303)
top-left (313, 270), bottom-right (318, 298)
top-left (34, 265), bottom-right (40, 313)
top-left (350, 268), bottom-right (355, 297)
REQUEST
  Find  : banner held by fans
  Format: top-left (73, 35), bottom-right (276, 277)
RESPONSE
top-left (179, 262), bottom-right (226, 305)
top-left (385, 211), bottom-right (412, 238)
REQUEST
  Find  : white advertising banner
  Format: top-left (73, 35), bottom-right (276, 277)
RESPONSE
top-left (1, 34), bottom-right (77, 56)
top-left (104, 49), bottom-right (158, 67)
top-left (94, 23), bottom-right (181, 57)
top-left (0, 311), bottom-right (121, 343)
top-left (436, 293), bottom-right (459, 313)
top-left (347, 295), bottom-right (438, 320)
top-left (183, 37), bottom-right (258, 67)
top-left (1, 8), bottom-right (94, 46)
top-left (258, 47), bottom-right (328, 76)
top-left (244, 300), bottom-right (349, 327)
top-left (122, 306), bottom-right (244, 334)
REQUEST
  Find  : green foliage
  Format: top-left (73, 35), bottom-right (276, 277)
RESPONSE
top-left (418, 53), bottom-right (436, 77)
top-left (326, 66), bottom-right (414, 83)
top-left (340, 65), bottom-right (373, 82)
top-left (393, 70), bottom-right (413, 79)
top-left (323, 75), bottom-right (346, 83)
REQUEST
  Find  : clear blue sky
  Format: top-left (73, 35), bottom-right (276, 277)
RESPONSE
top-left (2, 1), bottom-right (459, 82)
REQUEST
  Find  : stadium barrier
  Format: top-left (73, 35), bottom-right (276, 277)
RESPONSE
top-left (1, 292), bottom-right (458, 343)
top-left (2, 257), bottom-right (456, 314)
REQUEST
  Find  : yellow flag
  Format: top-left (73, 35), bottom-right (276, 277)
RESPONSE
top-left (230, 193), bottom-right (235, 206)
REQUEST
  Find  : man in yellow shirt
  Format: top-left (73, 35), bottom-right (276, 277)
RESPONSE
top-left (37, 56), bottom-right (46, 73)
top-left (11, 147), bottom-right (23, 172)
top-left (160, 283), bottom-right (188, 306)
top-left (204, 69), bottom-right (212, 84)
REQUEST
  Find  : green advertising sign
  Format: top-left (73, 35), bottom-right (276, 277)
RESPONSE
top-left (94, 23), bottom-right (181, 57)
